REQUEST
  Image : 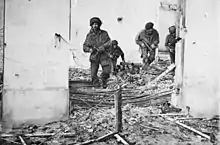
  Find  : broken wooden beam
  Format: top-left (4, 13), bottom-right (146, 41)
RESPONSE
top-left (139, 64), bottom-right (175, 91)
top-left (114, 134), bottom-right (129, 145)
top-left (139, 124), bottom-right (161, 131)
top-left (161, 116), bottom-right (211, 140)
top-left (115, 86), bottom-right (122, 133)
top-left (0, 132), bottom-right (76, 138)
top-left (145, 113), bottom-right (186, 117)
top-left (151, 63), bottom-right (176, 83)
top-left (19, 136), bottom-right (27, 145)
top-left (74, 132), bottom-right (116, 145)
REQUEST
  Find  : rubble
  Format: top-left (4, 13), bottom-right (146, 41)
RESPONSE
top-left (0, 55), bottom-right (219, 145)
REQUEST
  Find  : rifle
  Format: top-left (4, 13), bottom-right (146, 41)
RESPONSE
top-left (141, 37), bottom-right (154, 52)
top-left (167, 37), bottom-right (182, 52)
top-left (168, 37), bottom-right (182, 46)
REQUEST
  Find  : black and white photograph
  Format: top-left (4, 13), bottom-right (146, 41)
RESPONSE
top-left (0, 0), bottom-right (219, 144)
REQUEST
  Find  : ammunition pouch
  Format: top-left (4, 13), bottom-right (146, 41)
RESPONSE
top-left (90, 51), bottom-right (99, 62)
top-left (100, 54), bottom-right (111, 67)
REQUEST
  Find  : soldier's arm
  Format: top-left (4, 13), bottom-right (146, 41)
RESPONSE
top-left (165, 35), bottom-right (170, 47)
top-left (119, 47), bottom-right (125, 61)
top-left (165, 35), bottom-right (172, 51)
top-left (153, 30), bottom-right (160, 46)
top-left (135, 30), bottom-right (144, 46)
top-left (83, 33), bottom-right (93, 53)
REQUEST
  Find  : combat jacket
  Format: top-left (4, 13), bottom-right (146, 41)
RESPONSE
top-left (83, 29), bottom-right (111, 63)
top-left (109, 45), bottom-right (125, 61)
top-left (135, 29), bottom-right (160, 48)
top-left (165, 34), bottom-right (178, 50)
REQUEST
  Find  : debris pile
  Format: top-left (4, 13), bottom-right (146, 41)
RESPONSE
top-left (0, 105), bottom-right (219, 145)
top-left (0, 55), bottom-right (219, 145)
top-left (69, 58), bottom-right (174, 108)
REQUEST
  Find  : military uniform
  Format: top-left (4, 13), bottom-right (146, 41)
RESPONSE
top-left (83, 17), bottom-right (111, 88)
top-left (165, 26), bottom-right (181, 64)
top-left (108, 40), bottom-right (125, 74)
top-left (135, 22), bottom-right (160, 69)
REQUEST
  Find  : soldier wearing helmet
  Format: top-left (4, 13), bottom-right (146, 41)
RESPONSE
top-left (83, 17), bottom-right (112, 88)
top-left (135, 22), bottom-right (160, 70)
top-left (108, 40), bottom-right (125, 75)
top-left (165, 25), bottom-right (182, 64)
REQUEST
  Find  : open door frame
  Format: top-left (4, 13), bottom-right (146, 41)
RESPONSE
top-left (0, 0), bottom-right (6, 121)
top-left (174, 0), bottom-right (186, 108)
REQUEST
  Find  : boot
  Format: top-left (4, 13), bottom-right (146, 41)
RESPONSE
top-left (92, 78), bottom-right (101, 88)
top-left (102, 79), bottom-right (107, 89)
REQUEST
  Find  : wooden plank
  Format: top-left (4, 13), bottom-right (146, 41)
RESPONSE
top-left (114, 134), bottom-right (129, 145)
top-left (115, 86), bottom-right (122, 133)
top-left (74, 132), bottom-right (116, 145)
top-left (0, 132), bottom-right (76, 138)
top-left (139, 64), bottom-right (175, 91)
top-left (162, 116), bottom-right (211, 140)
top-left (19, 136), bottom-right (27, 145)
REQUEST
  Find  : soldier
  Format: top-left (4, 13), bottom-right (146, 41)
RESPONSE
top-left (165, 26), bottom-right (181, 64)
top-left (109, 40), bottom-right (125, 75)
top-left (83, 17), bottom-right (112, 89)
top-left (135, 22), bottom-right (160, 70)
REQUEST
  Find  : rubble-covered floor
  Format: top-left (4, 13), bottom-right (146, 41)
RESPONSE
top-left (0, 105), bottom-right (219, 145)
top-left (0, 54), bottom-right (219, 145)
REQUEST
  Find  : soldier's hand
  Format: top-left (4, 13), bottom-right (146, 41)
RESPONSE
top-left (89, 48), bottom-right (94, 52)
top-left (170, 49), bottom-right (174, 52)
top-left (176, 37), bottom-right (182, 41)
top-left (98, 46), bottom-right (105, 52)
top-left (140, 42), bottom-right (145, 48)
top-left (151, 44), bottom-right (156, 49)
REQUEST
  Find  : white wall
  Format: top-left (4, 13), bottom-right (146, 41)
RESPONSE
top-left (0, 0), bottom-right (4, 71)
top-left (3, 0), bottom-right (70, 128)
top-left (70, 0), bottom-right (176, 68)
top-left (180, 0), bottom-right (220, 118)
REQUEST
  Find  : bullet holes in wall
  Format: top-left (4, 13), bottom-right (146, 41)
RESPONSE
top-left (75, 30), bottom-right (79, 37)
top-left (117, 17), bottom-right (123, 23)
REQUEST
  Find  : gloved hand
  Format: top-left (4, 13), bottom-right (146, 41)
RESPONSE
top-left (176, 37), bottom-right (182, 41)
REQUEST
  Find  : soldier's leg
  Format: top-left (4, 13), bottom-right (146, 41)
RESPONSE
top-left (101, 62), bottom-right (111, 89)
top-left (148, 50), bottom-right (156, 65)
top-left (173, 51), bottom-right (175, 64)
top-left (169, 51), bottom-right (175, 64)
top-left (170, 51), bottom-right (175, 74)
top-left (90, 61), bottom-right (100, 87)
top-left (112, 59), bottom-right (117, 75)
top-left (142, 48), bottom-right (148, 63)
top-left (142, 48), bottom-right (150, 70)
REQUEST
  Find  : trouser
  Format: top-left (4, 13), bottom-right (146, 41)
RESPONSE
top-left (90, 61), bottom-right (111, 88)
top-left (111, 58), bottom-right (117, 73)
top-left (169, 50), bottom-right (175, 64)
top-left (141, 47), bottom-right (156, 69)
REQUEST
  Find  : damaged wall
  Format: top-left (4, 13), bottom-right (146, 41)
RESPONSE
top-left (2, 0), bottom-right (176, 69)
top-left (2, 0), bottom-right (70, 129)
top-left (176, 0), bottom-right (220, 118)
top-left (70, 0), bottom-right (177, 68)
top-left (0, 0), bottom-right (4, 71)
